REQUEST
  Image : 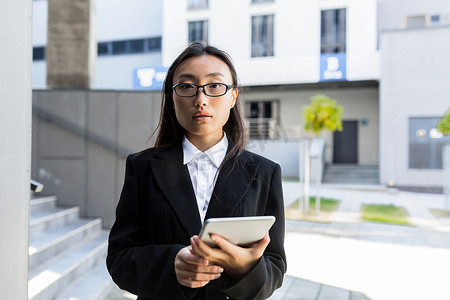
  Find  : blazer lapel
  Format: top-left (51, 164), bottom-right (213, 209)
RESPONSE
top-left (148, 146), bottom-right (202, 238)
top-left (206, 151), bottom-right (259, 219)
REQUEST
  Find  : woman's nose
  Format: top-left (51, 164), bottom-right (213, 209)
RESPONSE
top-left (194, 88), bottom-right (209, 107)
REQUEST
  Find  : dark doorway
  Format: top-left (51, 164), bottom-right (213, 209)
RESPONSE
top-left (333, 120), bottom-right (358, 164)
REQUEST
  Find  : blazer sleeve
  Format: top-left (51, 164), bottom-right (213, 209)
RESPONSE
top-left (106, 154), bottom-right (190, 299)
top-left (220, 163), bottom-right (287, 300)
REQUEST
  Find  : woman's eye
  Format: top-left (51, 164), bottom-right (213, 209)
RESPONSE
top-left (179, 84), bottom-right (193, 90)
top-left (208, 83), bottom-right (221, 89)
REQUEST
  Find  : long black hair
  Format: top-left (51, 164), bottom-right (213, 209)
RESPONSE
top-left (154, 42), bottom-right (247, 163)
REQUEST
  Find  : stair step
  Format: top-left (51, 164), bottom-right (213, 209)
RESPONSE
top-left (30, 206), bottom-right (81, 239)
top-left (29, 218), bottom-right (103, 270)
top-left (54, 260), bottom-right (113, 300)
top-left (28, 231), bottom-right (109, 300)
top-left (31, 195), bottom-right (57, 215)
top-left (323, 165), bottom-right (380, 184)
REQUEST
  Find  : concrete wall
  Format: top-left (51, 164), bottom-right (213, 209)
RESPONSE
top-left (0, 0), bottom-right (32, 298)
top-left (248, 139), bottom-right (324, 180)
top-left (243, 86), bottom-right (379, 165)
top-left (380, 26), bottom-right (450, 188)
top-left (378, 0), bottom-right (450, 32)
top-left (163, 0), bottom-right (379, 85)
top-left (32, 90), bottom-right (161, 228)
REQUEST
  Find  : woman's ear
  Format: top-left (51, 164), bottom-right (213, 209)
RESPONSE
top-left (231, 89), bottom-right (238, 108)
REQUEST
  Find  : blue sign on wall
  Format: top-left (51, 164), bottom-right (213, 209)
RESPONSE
top-left (133, 66), bottom-right (168, 90)
top-left (320, 53), bottom-right (346, 82)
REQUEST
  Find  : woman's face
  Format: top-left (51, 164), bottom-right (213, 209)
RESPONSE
top-left (172, 55), bottom-right (238, 148)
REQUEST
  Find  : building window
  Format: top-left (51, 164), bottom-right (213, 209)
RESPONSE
top-left (409, 117), bottom-right (450, 169)
top-left (252, 0), bottom-right (274, 3)
top-left (33, 47), bottom-right (45, 61)
top-left (129, 39), bottom-right (145, 53)
top-left (405, 15), bottom-right (427, 28)
top-left (188, 0), bottom-right (208, 9)
top-left (321, 8), bottom-right (346, 53)
top-left (251, 15), bottom-right (274, 57)
top-left (97, 37), bottom-right (162, 56)
top-left (97, 43), bottom-right (110, 56)
top-left (188, 20), bottom-right (208, 44)
top-left (245, 100), bottom-right (280, 139)
top-left (112, 41), bottom-right (127, 55)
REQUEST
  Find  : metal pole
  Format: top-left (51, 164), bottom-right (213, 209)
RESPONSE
top-left (304, 139), bottom-right (310, 214)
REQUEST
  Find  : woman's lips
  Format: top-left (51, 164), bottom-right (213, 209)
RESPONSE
top-left (192, 112), bottom-right (212, 121)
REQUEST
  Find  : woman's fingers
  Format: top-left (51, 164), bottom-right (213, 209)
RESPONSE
top-left (174, 246), bottom-right (223, 288)
top-left (190, 233), bottom-right (271, 281)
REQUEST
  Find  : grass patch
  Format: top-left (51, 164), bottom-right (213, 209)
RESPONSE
top-left (286, 197), bottom-right (340, 223)
top-left (430, 208), bottom-right (450, 218)
top-left (361, 204), bottom-right (412, 225)
top-left (282, 177), bottom-right (299, 182)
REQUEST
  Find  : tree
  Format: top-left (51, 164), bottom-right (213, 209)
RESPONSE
top-left (303, 94), bottom-right (343, 135)
top-left (302, 94), bottom-right (343, 213)
top-left (437, 109), bottom-right (450, 135)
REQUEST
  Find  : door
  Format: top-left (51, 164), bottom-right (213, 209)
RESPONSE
top-left (333, 120), bottom-right (358, 164)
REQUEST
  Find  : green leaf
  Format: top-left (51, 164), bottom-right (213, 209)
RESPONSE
top-left (302, 94), bottom-right (343, 135)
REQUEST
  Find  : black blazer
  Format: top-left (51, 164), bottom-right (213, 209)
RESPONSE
top-left (107, 144), bottom-right (286, 300)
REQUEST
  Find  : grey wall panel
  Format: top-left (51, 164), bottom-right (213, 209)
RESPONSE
top-left (88, 91), bottom-right (118, 143)
top-left (117, 92), bottom-right (158, 153)
top-left (39, 121), bottom-right (86, 157)
top-left (87, 142), bottom-right (117, 227)
top-left (39, 159), bottom-right (86, 209)
top-left (39, 90), bottom-right (87, 129)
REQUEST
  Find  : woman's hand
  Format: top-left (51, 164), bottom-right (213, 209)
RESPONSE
top-left (190, 233), bottom-right (270, 281)
top-left (174, 245), bottom-right (224, 288)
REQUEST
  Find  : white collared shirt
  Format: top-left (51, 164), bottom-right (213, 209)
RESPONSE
top-left (182, 134), bottom-right (228, 223)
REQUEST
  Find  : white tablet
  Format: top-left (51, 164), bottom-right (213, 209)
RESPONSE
top-left (198, 216), bottom-right (276, 247)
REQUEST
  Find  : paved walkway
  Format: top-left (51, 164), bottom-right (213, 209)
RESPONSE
top-left (269, 182), bottom-right (450, 300)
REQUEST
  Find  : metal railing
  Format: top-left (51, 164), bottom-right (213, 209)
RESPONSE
top-left (31, 179), bottom-right (44, 193)
top-left (246, 117), bottom-right (280, 139)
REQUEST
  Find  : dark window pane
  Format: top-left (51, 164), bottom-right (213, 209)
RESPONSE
top-left (188, 0), bottom-right (208, 9)
top-left (409, 117), bottom-right (450, 169)
top-left (320, 8), bottom-right (346, 54)
top-left (129, 39), bottom-right (144, 53)
top-left (98, 43), bottom-right (109, 55)
top-left (188, 20), bottom-right (208, 44)
top-left (112, 41), bottom-right (127, 55)
top-left (251, 15), bottom-right (274, 57)
top-left (147, 38), bottom-right (162, 51)
top-left (33, 47), bottom-right (45, 61)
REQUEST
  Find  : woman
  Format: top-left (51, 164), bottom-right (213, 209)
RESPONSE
top-left (107, 42), bottom-right (286, 300)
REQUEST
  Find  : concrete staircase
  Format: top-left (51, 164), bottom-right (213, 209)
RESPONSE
top-left (29, 195), bottom-right (113, 300)
top-left (322, 164), bottom-right (379, 185)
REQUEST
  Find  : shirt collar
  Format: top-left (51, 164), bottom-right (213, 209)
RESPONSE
top-left (182, 133), bottom-right (229, 168)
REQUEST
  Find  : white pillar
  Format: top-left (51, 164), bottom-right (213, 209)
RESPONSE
top-left (0, 0), bottom-right (32, 298)
top-left (444, 144), bottom-right (450, 210)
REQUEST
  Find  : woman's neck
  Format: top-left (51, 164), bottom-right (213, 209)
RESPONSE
top-left (186, 133), bottom-right (224, 152)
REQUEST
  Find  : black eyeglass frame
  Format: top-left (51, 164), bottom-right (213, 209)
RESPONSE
top-left (172, 82), bottom-right (236, 98)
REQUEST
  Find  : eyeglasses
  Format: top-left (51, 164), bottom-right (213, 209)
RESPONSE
top-left (172, 82), bottom-right (235, 97)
